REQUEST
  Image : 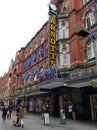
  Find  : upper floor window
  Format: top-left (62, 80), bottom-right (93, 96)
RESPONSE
top-left (29, 46), bottom-right (32, 54)
top-left (25, 51), bottom-right (28, 57)
top-left (34, 41), bottom-right (38, 49)
top-left (83, 0), bottom-right (90, 4)
top-left (56, 30), bottom-right (58, 40)
top-left (34, 50), bottom-right (37, 64)
top-left (27, 55), bottom-right (32, 68)
top-left (85, 11), bottom-right (95, 28)
top-left (40, 35), bottom-right (44, 44)
top-left (61, 20), bottom-right (69, 38)
top-left (62, 44), bottom-right (70, 67)
top-left (40, 43), bottom-right (44, 59)
top-left (24, 59), bottom-right (27, 71)
top-left (58, 20), bottom-right (69, 39)
top-left (62, 6), bottom-right (67, 15)
top-left (87, 40), bottom-right (95, 61)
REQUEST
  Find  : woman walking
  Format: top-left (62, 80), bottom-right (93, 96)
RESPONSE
top-left (1, 105), bottom-right (8, 123)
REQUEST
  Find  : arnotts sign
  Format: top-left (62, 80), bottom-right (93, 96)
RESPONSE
top-left (50, 16), bottom-right (56, 66)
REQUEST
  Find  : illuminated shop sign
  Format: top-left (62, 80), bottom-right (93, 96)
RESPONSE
top-left (49, 16), bottom-right (56, 66)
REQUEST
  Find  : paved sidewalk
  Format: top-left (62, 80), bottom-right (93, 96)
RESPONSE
top-left (25, 113), bottom-right (97, 130)
top-left (0, 111), bottom-right (97, 130)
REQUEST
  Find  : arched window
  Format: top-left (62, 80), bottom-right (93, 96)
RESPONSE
top-left (86, 11), bottom-right (95, 28)
top-left (61, 20), bottom-right (69, 38)
top-left (83, 7), bottom-right (95, 28)
top-left (39, 66), bottom-right (44, 72)
top-left (83, 0), bottom-right (90, 5)
top-left (62, 6), bottom-right (67, 14)
top-left (86, 40), bottom-right (95, 62)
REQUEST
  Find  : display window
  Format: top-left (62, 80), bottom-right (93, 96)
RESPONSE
top-left (35, 98), bottom-right (42, 111)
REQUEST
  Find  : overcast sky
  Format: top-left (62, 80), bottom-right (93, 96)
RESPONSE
top-left (0, 0), bottom-right (50, 76)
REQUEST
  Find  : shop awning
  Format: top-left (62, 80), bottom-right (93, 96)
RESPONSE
top-left (38, 78), bottom-right (66, 90)
top-left (26, 90), bottom-right (48, 96)
top-left (10, 90), bottom-right (48, 99)
top-left (67, 81), bottom-right (91, 88)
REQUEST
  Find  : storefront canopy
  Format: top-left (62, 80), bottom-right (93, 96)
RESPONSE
top-left (26, 90), bottom-right (48, 96)
top-left (67, 81), bottom-right (91, 88)
top-left (38, 78), bottom-right (66, 90)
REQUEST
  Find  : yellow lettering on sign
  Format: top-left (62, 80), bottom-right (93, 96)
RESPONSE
top-left (50, 24), bottom-right (55, 31)
top-left (50, 45), bottom-right (56, 52)
top-left (50, 60), bottom-right (56, 66)
top-left (49, 16), bottom-right (56, 66)
top-left (50, 30), bottom-right (56, 38)
top-left (50, 52), bottom-right (56, 59)
top-left (50, 17), bottom-right (55, 25)
top-left (50, 38), bottom-right (56, 45)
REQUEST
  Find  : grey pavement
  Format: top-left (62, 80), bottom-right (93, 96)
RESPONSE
top-left (0, 111), bottom-right (97, 130)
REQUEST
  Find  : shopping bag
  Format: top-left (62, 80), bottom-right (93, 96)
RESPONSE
top-left (0, 111), bottom-right (3, 116)
top-left (41, 113), bottom-right (44, 120)
top-left (12, 115), bottom-right (18, 122)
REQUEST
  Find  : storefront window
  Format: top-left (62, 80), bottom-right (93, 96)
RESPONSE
top-left (29, 100), bottom-right (33, 111)
top-left (35, 98), bottom-right (42, 112)
top-left (29, 99), bottom-right (35, 111)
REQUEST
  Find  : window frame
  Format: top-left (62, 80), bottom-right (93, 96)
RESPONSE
top-left (87, 40), bottom-right (95, 60)
top-left (85, 11), bottom-right (95, 28)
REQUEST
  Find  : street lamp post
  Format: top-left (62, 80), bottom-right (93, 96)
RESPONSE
top-left (15, 97), bottom-right (18, 111)
top-left (73, 22), bottom-right (97, 68)
top-left (14, 72), bottom-right (25, 106)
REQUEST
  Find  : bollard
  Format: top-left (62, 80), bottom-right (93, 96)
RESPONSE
top-left (60, 108), bottom-right (66, 124)
top-left (44, 113), bottom-right (49, 125)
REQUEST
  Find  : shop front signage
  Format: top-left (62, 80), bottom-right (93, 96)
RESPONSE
top-left (49, 16), bottom-right (56, 66)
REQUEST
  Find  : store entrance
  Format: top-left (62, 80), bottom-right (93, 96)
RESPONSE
top-left (90, 95), bottom-right (97, 120)
top-left (53, 94), bottom-right (60, 117)
top-left (59, 94), bottom-right (73, 118)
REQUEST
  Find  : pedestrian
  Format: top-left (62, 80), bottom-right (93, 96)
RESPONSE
top-left (7, 104), bottom-right (13, 119)
top-left (68, 102), bottom-right (72, 120)
top-left (16, 103), bottom-right (22, 113)
top-left (1, 104), bottom-right (9, 123)
top-left (13, 105), bottom-right (24, 127)
top-left (72, 104), bottom-right (76, 120)
top-left (41, 104), bottom-right (46, 119)
top-left (45, 104), bottom-right (49, 114)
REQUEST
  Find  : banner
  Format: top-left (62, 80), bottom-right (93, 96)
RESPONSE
top-left (22, 75), bottom-right (25, 84)
top-left (27, 55), bottom-right (32, 67)
top-left (24, 60), bottom-right (26, 71)
top-left (33, 69), bottom-right (38, 80)
top-left (26, 72), bottom-right (30, 81)
top-left (91, 31), bottom-right (97, 39)
top-left (94, 0), bottom-right (97, 14)
top-left (34, 50), bottom-right (37, 63)
top-left (40, 43), bottom-right (44, 59)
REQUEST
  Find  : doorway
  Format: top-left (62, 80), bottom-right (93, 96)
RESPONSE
top-left (90, 95), bottom-right (97, 120)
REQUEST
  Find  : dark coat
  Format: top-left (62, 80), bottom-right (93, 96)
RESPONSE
top-left (2, 106), bottom-right (8, 116)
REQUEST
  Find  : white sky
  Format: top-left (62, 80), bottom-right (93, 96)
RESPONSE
top-left (0, 0), bottom-right (50, 76)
